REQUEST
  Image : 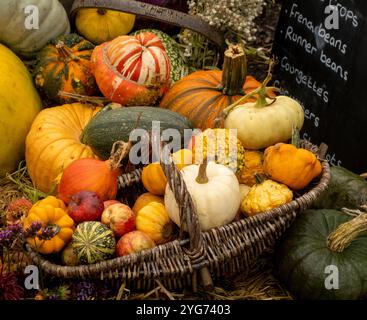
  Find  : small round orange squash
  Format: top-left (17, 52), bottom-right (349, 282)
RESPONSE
top-left (132, 193), bottom-right (164, 215)
top-left (141, 163), bottom-right (167, 196)
top-left (237, 151), bottom-right (265, 186)
top-left (263, 143), bottom-right (322, 190)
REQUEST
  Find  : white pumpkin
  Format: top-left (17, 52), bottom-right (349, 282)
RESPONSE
top-left (164, 161), bottom-right (241, 231)
top-left (0, 0), bottom-right (70, 58)
top-left (224, 96), bottom-right (304, 150)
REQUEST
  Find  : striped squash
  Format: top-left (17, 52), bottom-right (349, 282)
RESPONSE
top-left (72, 221), bottom-right (116, 265)
top-left (91, 32), bottom-right (171, 106)
top-left (131, 29), bottom-right (188, 83)
top-left (34, 34), bottom-right (97, 104)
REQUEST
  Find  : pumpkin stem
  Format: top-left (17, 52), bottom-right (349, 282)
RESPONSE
top-left (56, 42), bottom-right (79, 62)
top-left (109, 141), bottom-right (132, 170)
top-left (220, 59), bottom-right (278, 119)
top-left (196, 158), bottom-right (209, 184)
top-left (220, 44), bottom-right (247, 96)
top-left (291, 125), bottom-right (301, 148)
top-left (327, 210), bottom-right (367, 252)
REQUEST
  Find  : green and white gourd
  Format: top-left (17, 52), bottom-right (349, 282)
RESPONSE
top-left (131, 29), bottom-right (188, 83)
top-left (72, 221), bottom-right (116, 265)
top-left (0, 0), bottom-right (70, 58)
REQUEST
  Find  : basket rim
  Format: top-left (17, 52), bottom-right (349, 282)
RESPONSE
top-left (26, 160), bottom-right (331, 278)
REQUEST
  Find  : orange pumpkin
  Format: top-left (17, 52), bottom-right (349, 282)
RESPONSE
top-left (160, 44), bottom-right (275, 129)
top-left (34, 33), bottom-right (97, 104)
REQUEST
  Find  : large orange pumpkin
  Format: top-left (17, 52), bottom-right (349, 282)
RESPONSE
top-left (160, 45), bottom-right (274, 130)
top-left (26, 103), bottom-right (101, 194)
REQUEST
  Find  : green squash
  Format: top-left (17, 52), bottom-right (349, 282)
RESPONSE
top-left (81, 104), bottom-right (194, 160)
top-left (72, 221), bottom-right (116, 265)
top-left (274, 209), bottom-right (367, 300)
top-left (131, 29), bottom-right (188, 83)
top-left (314, 166), bottom-right (367, 210)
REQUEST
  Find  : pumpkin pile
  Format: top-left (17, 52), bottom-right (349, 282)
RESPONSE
top-left (0, 1), bottom-right (333, 284)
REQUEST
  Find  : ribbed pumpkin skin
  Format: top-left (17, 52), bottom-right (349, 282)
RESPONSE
top-left (132, 193), bottom-right (164, 214)
top-left (76, 8), bottom-right (135, 45)
top-left (275, 210), bottom-right (367, 300)
top-left (25, 103), bottom-right (101, 194)
top-left (81, 105), bottom-right (193, 160)
top-left (34, 34), bottom-right (97, 104)
top-left (160, 72), bottom-right (264, 130)
top-left (91, 33), bottom-right (171, 106)
top-left (0, 0), bottom-right (70, 58)
top-left (72, 221), bottom-right (116, 265)
top-left (0, 44), bottom-right (41, 177)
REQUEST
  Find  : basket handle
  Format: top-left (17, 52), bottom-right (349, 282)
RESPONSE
top-left (160, 152), bottom-right (213, 290)
top-left (70, 0), bottom-right (226, 49)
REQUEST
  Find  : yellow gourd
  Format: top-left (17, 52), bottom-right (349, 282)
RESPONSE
top-left (136, 202), bottom-right (175, 244)
top-left (0, 44), bottom-right (41, 176)
top-left (263, 143), bottom-right (322, 190)
top-left (241, 177), bottom-right (293, 216)
top-left (23, 196), bottom-right (74, 254)
top-left (75, 8), bottom-right (135, 45)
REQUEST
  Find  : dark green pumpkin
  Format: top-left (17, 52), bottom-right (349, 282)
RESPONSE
top-left (81, 104), bottom-right (194, 159)
top-left (274, 209), bottom-right (367, 300)
top-left (314, 166), bottom-right (367, 210)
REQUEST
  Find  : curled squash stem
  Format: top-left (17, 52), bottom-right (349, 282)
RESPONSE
top-left (327, 210), bottom-right (367, 252)
top-left (220, 59), bottom-right (280, 119)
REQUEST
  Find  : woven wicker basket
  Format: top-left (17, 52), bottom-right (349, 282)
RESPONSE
top-left (25, 1), bottom-right (331, 291)
top-left (26, 141), bottom-right (331, 291)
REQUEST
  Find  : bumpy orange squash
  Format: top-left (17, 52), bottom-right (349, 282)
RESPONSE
top-left (263, 143), bottom-right (322, 190)
top-left (23, 196), bottom-right (74, 254)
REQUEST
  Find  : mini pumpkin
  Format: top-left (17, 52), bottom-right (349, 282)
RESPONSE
top-left (142, 163), bottom-right (167, 196)
top-left (223, 65), bottom-right (304, 150)
top-left (76, 8), bottom-right (135, 44)
top-left (263, 143), bottom-right (322, 190)
top-left (132, 193), bottom-right (164, 215)
top-left (165, 161), bottom-right (241, 231)
top-left (23, 196), bottom-right (74, 254)
top-left (241, 176), bottom-right (293, 216)
top-left (34, 33), bottom-right (97, 104)
top-left (136, 202), bottom-right (175, 244)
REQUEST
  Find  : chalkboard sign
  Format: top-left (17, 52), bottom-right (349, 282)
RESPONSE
top-left (273, 0), bottom-right (367, 173)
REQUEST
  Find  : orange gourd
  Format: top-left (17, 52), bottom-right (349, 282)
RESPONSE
top-left (58, 141), bottom-right (130, 203)
top-left (237, 151), bottom-right (265, 186)
top-left (23, 196), bottom-right (74, 254)
top-left (263, 143), bottom-right (323, 190)
top-left (160, 44), bottom-right (274, 129)
top-left (132, 193), bottom-right (164, 215)
top-left (141, 163), bottom-right (167, 196)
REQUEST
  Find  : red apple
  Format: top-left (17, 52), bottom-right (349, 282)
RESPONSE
top-left (103, 200), bottom-right (120, 210)
top-left (116, 231), bottom-right (155, 257)
top-left (67, 191), bottom-right (104, 223)
top-left (107, 203), bottom-right (136, 237)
